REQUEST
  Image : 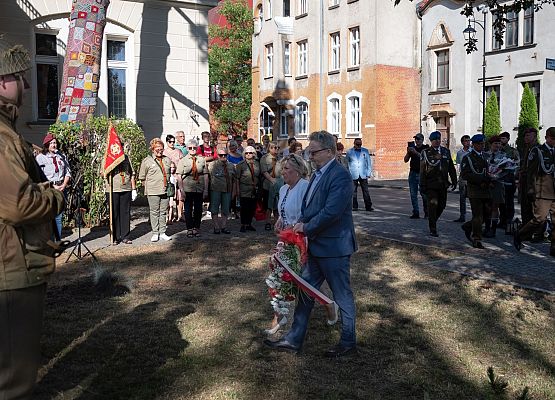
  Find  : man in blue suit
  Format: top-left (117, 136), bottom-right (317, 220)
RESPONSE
top-left (264, 131), bottom-right (358, 357)
top-left (346, 138), bottom-right (374, 211)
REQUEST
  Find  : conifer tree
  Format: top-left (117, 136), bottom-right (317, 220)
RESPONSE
top-left (516, 83), bottom-right (539, 152)
top-left (483, 91), bottom-right (501, 140)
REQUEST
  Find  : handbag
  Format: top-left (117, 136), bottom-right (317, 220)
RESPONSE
top-left (166, 182), bottom-right (176, 198)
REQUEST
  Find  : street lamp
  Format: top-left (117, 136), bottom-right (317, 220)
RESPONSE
top-left (463, 6), bottom-right (488, 133)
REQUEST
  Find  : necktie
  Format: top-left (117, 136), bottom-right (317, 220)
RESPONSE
top-left (156, 157), bottom-right (167, 186)
top-left (51, 156), bottom-right (59, 173)
top-left (191, 156), bottom-right (199, 181)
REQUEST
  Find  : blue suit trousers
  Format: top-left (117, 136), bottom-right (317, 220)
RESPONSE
top-left (285, 254), bottom-right (356, 348)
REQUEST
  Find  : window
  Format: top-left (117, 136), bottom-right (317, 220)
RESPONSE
top-left (210, 83), bottom-right (221, 103)
top-left (265, 43), bottom-right (273, 78)
top-left (522, 80), bottom-right (540, 116)
top-left (265, 0), bottom-right (272, 19)
top-left (349, 27), bottom-right (360, 67)
top-left (279, 107), bottom-right (288, 138)
top-left (492, 14), bottom-right (502, 50)
top-left (298, 0), bottom-right (307, 15)
top-left (297, 40), bottom-right (308, 76)
top-left (436, 49), bottom-right (449, 90)
top-left (107, 39), bottom-right (127, 118)
top-left (327, 94), bottom-right (341, 136)
top-left (524, 6), bottom-right (534, 45)
top-left (486, 85), bottom-right (500, 109)
top-left (329, 0), bottom-right (339, 6)
top-left (295, 100), bottom-right (309, 136)
top-left (283, 0), bottom-right (290, 17)
top-left (329, 32), bottom-right (340, 71)
top-left (506, 10), bottom-right (518, 48)
top-left (35, 33), bottom-right (59, 120)
top-left (283, 41), bottom-right (291, 75)
top-left (260, 107), bottom-right (274, 139)
top-left (346, 92), bottom-right (361, 137)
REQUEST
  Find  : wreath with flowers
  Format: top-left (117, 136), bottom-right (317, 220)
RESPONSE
top-left (265, 229), bottom-right (307, 315)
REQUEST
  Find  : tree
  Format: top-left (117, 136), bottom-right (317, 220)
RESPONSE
top-left (395, 0), bottom-right (549, 53)
top-left (208, 0), bottom-right (253, 136)
top-left (516, 83), bottom-right (539, 152)
top-left (483, 91), bottom-right (501, 140)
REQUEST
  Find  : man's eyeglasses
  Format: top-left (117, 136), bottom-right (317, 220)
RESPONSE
top-left (309, 148), bottom-right (329, 156)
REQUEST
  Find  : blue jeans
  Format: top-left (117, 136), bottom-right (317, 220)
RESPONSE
top-left (54, 213), bottom-right (63, 240)
top-left (408, 171), bottom-right (426, 215)
top-left (284, 255), bottom-right (356, 348)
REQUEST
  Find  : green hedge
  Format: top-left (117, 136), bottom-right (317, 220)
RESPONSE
top-left (48, 116), bottom-right (149, 228)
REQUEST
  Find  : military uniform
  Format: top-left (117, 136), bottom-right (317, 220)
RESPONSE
top-left (461, 149), bottom-right (491, 243)
top-left (139, 154), bottom-right (172, 235)
top-left (518, 143), bottom-right (537, 225)
top-left (0, 40), bottom-right (65, 399)
top-left (419, 146), bottom-right (457, 235)
top-left (105, 156), bottom-right (135, 243)
top-left (500, 143), bottom-right (519, 229)
top-left (516, 143), bottom-right (555, 253)
top-left (177, 153), bottom-right (208, 230)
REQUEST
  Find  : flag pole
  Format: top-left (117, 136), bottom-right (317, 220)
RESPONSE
top-left (108, 173), bottom-right (114, 244)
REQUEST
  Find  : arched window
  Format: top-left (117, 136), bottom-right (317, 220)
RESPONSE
top-left (295, 97), bottom-right (310, 137)
top-left (327, 93), bottom-right (342, 137)
top-left (346, 91), bottom-right (361, 137)
top-left (259, 106), bottom-right (274, 140)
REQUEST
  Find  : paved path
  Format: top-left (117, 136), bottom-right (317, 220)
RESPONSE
top-left (61, 180), bottom-right (555, 294)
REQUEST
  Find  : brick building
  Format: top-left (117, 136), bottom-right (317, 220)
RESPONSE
top-left (250, 0), bottom-right (421, 179)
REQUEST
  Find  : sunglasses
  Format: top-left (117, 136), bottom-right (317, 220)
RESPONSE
top-left (245, 152), bottom-right (255, 155)
top-left (286, 155), bottom-right (302, 166)
top-left (218, 154), bottom-right (227, 158)
top-left (188, 147), bottom-right (196, 150)
top-left (168, 141), bottom-right (175, 143)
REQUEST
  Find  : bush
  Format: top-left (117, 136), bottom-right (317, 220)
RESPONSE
top-left (484, 91), bottom-right (501, 141)
top-left (48, 116), bottom-right (149, 227)
top-left (516, 83), bottom-right (539, 152)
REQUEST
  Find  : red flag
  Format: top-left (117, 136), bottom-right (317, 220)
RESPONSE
top-left (102, 124), bottom-right (125, 176)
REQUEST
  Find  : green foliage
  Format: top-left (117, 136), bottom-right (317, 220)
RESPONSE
top-left (208, 0), bottom-right (252, 136)
top-left (516, 83), bottom-right (539, 152)
top-left (48, 116), bottom-right (148, 227)
top-left (484, 91), bottom-right (501, 140)
top-left (487, 366), bottom-right (509, 395)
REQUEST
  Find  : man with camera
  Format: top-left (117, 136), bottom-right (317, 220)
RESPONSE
top-left (404, 133), bottom-right (429, 219)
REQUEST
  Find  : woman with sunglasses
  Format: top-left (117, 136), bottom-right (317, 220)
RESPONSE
top-left (208, 150), bottom-right (236, 234)
top-left (163, 134), bottom-right (184, 221)
top-left (177, 139), bottom-right (209, 237)
top-left (260, 142), bottom-right (284, 230)
top-left (235, 146), bottom-right (261, 232)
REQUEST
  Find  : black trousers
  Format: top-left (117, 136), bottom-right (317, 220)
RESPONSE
top-left (106, 191), bottom-right (131, 242)
top-left (184, 192), bottom-right (203, 229)
top-left (462, 198), bottom-right (491, 240)
top-left (352, 177), bottom-right (372, 210)
top-left (499, 183), bottom-right (516, 226)
top-left (240, 197), bottom-right (257, 225)
top-left (426, 188), bottom-right (447, 232)
top-left (519, 178), bottom-right (534, 225)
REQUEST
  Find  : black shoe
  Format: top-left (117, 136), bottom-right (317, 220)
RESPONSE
top-left (453, 217), bottom-right (465, 223)
top-left (430, 230), bottom-right (439, 237)
top-left (472, 240), bottom-right (485, 249)
top-left (409, 213), bottom-right (420, 219)
top-left (240, 226), bottom-right (246, 233)
top-left (324, 344), bottom-right (357, 358)
top-left (513, 231), bottom-right (522, 252)
top-left (246, 225), bottom-right (256, 231)
top-left (462, 225), bottom-right (472, 241)
top-left (366, 207), bottom-right (375, 212)
top-left (213, 229), bottom-right (221, 234)
top-left (263, 338), bottom-right (300, 354)
top-left (352, 208), bottom-right (359, 211)
top-left (221, 228), bottom-right (231, 234)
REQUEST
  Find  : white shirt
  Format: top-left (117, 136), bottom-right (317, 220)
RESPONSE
top-left (278, 178), bottom-right (309, 227)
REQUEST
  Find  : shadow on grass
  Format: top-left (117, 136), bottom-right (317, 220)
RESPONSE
top-left (35, 234), bottom-right (554, 399)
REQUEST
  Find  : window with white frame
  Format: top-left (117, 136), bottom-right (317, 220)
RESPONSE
top-left (265, 43), bottom-right (274, 78)
top-left (486, 85), bottom-right (500, 109)
top-left (283, 41), bottom-right (291, 75)
top-left (297, 40), bottom-right (308, 76)
top-left (279, 106), bottom-right (288, 138)
top-left (283, 0), bottom-right (290, 17)
top-left (260, 107), bottom-right (274, 138)
top-left (107, 39), bottom-right (127, 118)
top-left (522, 80), bottom-right (541, 116)
top-left (492, 7), bottom-right (532, 50)
top-left (349, 27), bottom-right (360, 67)
top-left (524, 6), bottom-right (534, 44)
top-left (327, 94), bottom-right (342, 137)
top-left (329, 0), bottom-right (339, 6)
top-left (436, 49), bottom-right (449, 90)
top-left (329, 32), bottom-right (340, 71)
top-left (346, 92), bottom-right (361, 137)
top-left (266, 0), bottom-right (272, 19)
top-left (295, 100), bottom-right (309, 136)
top-left (35, 32), bottom-right (60, 120)
top-left (298, 0), bottom-right (307, 15)
top-left (506, 10), bottom-right (518, 47)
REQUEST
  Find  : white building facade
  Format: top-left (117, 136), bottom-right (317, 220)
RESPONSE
top-left (2, 0), bottom-right (217, 145)
top-left (419, 0), bottom-right (555, 150)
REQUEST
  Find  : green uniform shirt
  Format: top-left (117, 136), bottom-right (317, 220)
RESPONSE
top-left (236, 159), bottom-right (260, 198)
top-left (260, 153), bottom-right (282, 190)
top-left (105, 156), bottom-right (134, 192)
top-left (177, 154), bottom-right (208, 193)
top-left (209, 159), bottom-right (236, 193)
top-left (138, 155), bottom-right (171, 196)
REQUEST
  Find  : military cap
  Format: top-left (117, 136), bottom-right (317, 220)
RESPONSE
top-left (499, 131), bottom-right (510, 139)
top-left (471, 134), bottom-right (485, 143)
top-left (489, 135), bottom-right (501, 144)
top-left (429, 131), bottom-right (441, 140)
top-left (413, 133), bottom-right (424, 140)
top-left (0, 35), bottom-right (31, 76)
top-left (546, 127), bottom-right (555, 138)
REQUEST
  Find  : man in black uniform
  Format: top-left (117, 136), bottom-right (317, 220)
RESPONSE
top-left (419, 131), bottom-right (457, 237)
top-left (514, 127), bottom-right (555, 255)
top-left (518, 127), bottom-right (539, 225)
top-left (461, 134), bottom-right (491, 249)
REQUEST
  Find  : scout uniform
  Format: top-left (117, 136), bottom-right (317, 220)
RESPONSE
top-left (461, 135), bottom-right (491, 248)
top-left (236, 157), bottom-right (261, 228)
top-left (36, 149), bottom-right (71, 186)
top-left (177, 153), bottom-right (208, 231)
top-left (105, 156), bottom-right (135, 243)
top-left (515, 128), bottom-right (555, 255)
top-left (139, 154), bottom-right (172, 236)
top-left (260, 152), bottom-right (283, 211)
top-left (0, 38), bottom-right (65, 399)
top-left (208, 158), bottom-right (236, 217)
top-left (419, 131), bottom-right (457, 236)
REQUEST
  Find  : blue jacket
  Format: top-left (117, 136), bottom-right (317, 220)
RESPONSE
top-left (346, 147), bottom-right (372, 180)
top-left (301, 160), bottom-right (357, 257)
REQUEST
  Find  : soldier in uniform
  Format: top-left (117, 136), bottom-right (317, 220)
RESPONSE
top-left (514, 127), bottom-right (555, 255)
top-left (499, 131), bottom-right (519, 233)
top-left (0, 38), bottom-right (65, 399)
top-left (461, 134), bottom-right (491, 249)
top-left (518, 127), bottom-right (539, 225)
top-left (419, 130), bottom-right (457, 237)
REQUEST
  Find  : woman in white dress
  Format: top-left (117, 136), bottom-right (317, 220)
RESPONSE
top-left (264, 154), bottom-right (340, 335)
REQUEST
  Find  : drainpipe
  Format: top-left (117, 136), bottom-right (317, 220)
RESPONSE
top-left (416, 3), bottom-right (424, 134)
top-left (319, 0), bottom-right (324, 129)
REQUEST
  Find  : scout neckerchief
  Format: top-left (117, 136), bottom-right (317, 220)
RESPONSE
top-left (271, 156), bottom-right (276, 178)
top-left (248, 160), bottom-right (256, 187)
top-left (152, 156), bottom-right (168, 187)
top-left (222, 160), bottom-right (231, 192)
top-left (191, 155), bottom-right (199, 181)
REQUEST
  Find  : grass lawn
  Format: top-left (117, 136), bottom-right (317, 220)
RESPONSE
top-left (35, 232), bottom-right (555, 400)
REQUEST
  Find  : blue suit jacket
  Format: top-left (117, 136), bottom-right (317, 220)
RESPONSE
top-left (346, 147), bottom-right (372, 180)
top-left (301, 160), bottom-right (357, 257)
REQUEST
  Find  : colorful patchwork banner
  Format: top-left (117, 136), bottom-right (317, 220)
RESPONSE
top-left (57, 0), bottom-right (110, 124)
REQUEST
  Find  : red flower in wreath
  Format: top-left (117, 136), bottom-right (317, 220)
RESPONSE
top-left (282, 271), bottom-right (293, 282)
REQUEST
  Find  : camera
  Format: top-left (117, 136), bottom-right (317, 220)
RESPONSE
top-left (407, 141), bottom-right (416, 148)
